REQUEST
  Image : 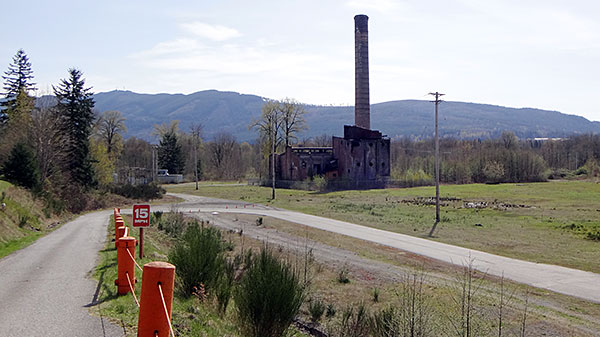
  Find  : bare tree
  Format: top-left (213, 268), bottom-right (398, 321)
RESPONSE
top-left (496, 273), bottom-right (516, 337)
top-left (519, 290), bottom-right (530, 337)
top-left (250, 100), bottom-right (283, 199)
top-left (119, 137), bottom-right (153, 169)
top-left (444, 259), bottom-right (488, 337)
top-left (208, 131), bottom-right (237, 179)
top-left (372, 269), bottom-right (433, 337)
top-left (96, 110), bottom-right (126, 155)
top-left (251, 100), bottom-right (283, 153)
top-left (29, 107), bottom-right (70, 184)
top-left (280, 98), bottom-right (307, 148)
top-left (153, 120), bottom-right (180, 139)
top-left (311, 134), bottom-right (332, 147)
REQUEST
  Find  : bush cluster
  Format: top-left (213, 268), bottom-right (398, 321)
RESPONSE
top-left (168, 223), bottom-right (229, 297)
top-left (235, 248), bottom-right (305, 337)
top-left (168, 221), bottom-right (306, 337)
top-left (157, 212), bottom-right (186, 237)
top-left (109, 182), bottom-right (165, 200)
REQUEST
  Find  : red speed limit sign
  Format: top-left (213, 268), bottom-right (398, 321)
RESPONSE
top-left (133, 204), bottom-right (150, 227)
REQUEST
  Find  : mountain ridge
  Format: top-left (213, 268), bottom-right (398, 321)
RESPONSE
top-left (87, 89), bottom-right (600, 142)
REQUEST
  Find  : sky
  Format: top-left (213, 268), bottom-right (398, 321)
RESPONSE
top-left (3, 0), bottom-right (600, 121)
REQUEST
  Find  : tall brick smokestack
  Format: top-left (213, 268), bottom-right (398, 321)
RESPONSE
top-left (354, 14), bottom-right (370, 130)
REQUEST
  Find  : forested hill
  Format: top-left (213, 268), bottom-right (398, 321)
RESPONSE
top-left (92, 90), bottom-right (600, 142)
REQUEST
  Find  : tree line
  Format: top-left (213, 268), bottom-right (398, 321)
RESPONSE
top-left (391, 132), bottom-right (600, 186)
top-left (2, 49), bottom-right (598, 213)
top-left (0, 49), bottom-right (105, 212)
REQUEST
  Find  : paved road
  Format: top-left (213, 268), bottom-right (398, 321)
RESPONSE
top-left (166, 192), bottom-right (600, 303)
top-left (0, 210), bottom-right (122, 337)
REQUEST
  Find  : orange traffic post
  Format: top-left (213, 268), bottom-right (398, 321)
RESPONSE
top-left (115, 218), bottom-right (125, 248)
top-left (117, 225), bottom-right (128, 244)
top-left (115, 236), bottom-right (137, 295)
top-left (137, 261), bottom-right (176, 337)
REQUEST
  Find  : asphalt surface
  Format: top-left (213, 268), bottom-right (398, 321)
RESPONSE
top-left (0, 210), bottom-right (122, 337)
top-left (166, 192), bottom-right (600, 303)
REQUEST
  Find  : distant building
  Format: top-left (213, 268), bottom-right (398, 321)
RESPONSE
top-left (272, 15), bottom-right (390, 189)
top-left (157, 169), bottom-right (183, 184)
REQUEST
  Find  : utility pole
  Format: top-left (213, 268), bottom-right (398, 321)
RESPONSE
top-left (194, 134), bottom-right (199, 190)
top-left (190, 124), bottom-right (202, 190)
top-left (152, 145), bottom-right (157, 182)
top-left (271, 116), bottom-right (276, 200)
top-left (428, 91), bottom-right (444, 237)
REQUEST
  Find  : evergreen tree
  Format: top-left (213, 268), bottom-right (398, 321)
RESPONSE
top-left (53, 68), bottom-right (96, 188)
top-left (158, 129), bottom-right (185, 174)
top-left (2, 142), bottom-right (40, 189)
top-left (1, 49), bottom-right (36, 122)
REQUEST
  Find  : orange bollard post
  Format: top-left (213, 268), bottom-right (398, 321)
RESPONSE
top-left (114, 236), bottom-right (137, 295)
top-left (115, 219), bottom-right (125, 248)
top-left (115, 217), bottom-right (123, 232)
top-left (117, 226), bottom-right (128, 246)
top-left (138, 261), bottom-right (176, 337)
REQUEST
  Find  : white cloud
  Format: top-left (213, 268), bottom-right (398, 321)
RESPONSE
top-left (129, 33), bottom-right (356, 104)
top-left (134, 38), bottom-right (202, 57)
top-left (180, 22), bottom-right (241, 41)
top-left (346, 0), bottom-right (403, 12)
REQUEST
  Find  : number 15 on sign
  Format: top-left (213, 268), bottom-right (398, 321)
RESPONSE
top-left (133, 204), bottom-right (150, 258)
top-left (133, 205), bottom-right (150, 227)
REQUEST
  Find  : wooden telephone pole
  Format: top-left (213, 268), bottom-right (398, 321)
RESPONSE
top-left (271, 117), bottom-right (277, 200)
top-left (428, 92), bottom-right (444, 237)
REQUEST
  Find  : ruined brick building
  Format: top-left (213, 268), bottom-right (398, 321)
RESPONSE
top-left (273, 15), bottom-right (390, 188)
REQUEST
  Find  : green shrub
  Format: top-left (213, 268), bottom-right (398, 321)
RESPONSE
top-left (2, 142), bottom-right (40, 190)
top-left (214, 259), bottom-right (235, 315)
top-left (371, 288), bottom-right (380, 303)
top-left (337, 266), bottom-right (350, 284)
top-left (372, 306), bottom-right (399, 337)
top-left (312, 175), bottom-right (328, 192)
top-left (235, 248), bottom-right (305, 337)
top-left (18, 214), bottom-right (29, 228)
top-left (308, 298), bottom-right (325, 322)
top-left (586, 230), bottom-right (600, 241)
top-left (109, 182), bottom-right (165, 200)
top-left (391, 168), bottom-right (434, 187)
top-left (335, 304), bottom-right (371, 337)
top-left (151, 211), bottom-right (163, 225)
top-left (326, 303), bottom-right (337, 318)
top-left (158, 212), bottom-right (186, 237)
top-left (168, 222), bottom-right (227, 297)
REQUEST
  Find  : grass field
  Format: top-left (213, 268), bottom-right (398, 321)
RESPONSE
top-left (165, 180), bottom-right (600, 273)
